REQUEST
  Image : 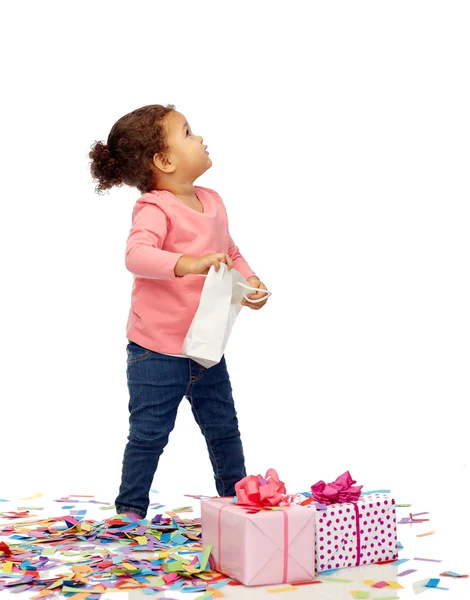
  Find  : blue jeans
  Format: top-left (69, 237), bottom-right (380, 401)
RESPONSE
top-left (114, 340), bottom-right (246, 519)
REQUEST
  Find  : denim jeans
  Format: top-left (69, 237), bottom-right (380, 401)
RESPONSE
top-left (114, 340), bottom-right (246, 519)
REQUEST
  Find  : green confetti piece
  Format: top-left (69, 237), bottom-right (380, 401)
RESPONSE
top-left (351, 592), bottom-right (369, 599)
top-left (99, 505), bottom-right (116, 510)
top-left (17, 506), bottom-right (44, 511)
top-left (395, 503), bottom-right (411, 507)
top-left (172, 506), bottom-right (192, 512)
top-left (165, 560), bottom-right (184, 573)
top-left (199, 544), bottom-right (212, 571)
top-left (45, 579), bottom-right (64, 590)
top-left (151, 575), bottom-right (164, 587)
top-left (323, 577), bottom-right (354, 583)
top-left (41, 547), bottom-right (57, 556)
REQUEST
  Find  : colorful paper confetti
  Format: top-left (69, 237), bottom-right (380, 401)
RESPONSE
top-left (398, 569), bottom-right (417, 577)
top-left (414, 557), bottom-right (442, 562)
top-left (0, 507), bottom-right (230, 598)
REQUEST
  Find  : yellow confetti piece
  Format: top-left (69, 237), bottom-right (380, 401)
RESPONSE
top-left (135, 535), bottom-right (148, 545)
top-left (80, 522), bottom-right (92, 532)
top-left (416, 530), bottom-right (436, 537)
top-left (386, 581), bottom-right (404, 589)
top-left (363, 580), bottom-right (376, 585)
top-left (267, 587), bottom-right (298, 593)
top-left (20, 493), bottom-right (43, 500)
top-left (2, 562), bottom-right (13, 574)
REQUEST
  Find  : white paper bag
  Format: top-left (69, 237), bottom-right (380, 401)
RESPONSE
top-left (182, 263), bottom-right (272, 368)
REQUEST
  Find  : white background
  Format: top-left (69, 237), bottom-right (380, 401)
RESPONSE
top-left (1, 0), bottom-right (469, 537)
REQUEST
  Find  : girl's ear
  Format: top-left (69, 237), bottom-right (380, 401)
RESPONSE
top-left (152, 151), bottom-right (176, 174)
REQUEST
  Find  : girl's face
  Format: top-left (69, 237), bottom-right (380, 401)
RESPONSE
top-left (161, 111), bottom-right (212, 180)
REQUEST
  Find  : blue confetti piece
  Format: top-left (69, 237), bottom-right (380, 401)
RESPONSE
top-left (168, 580), bottom-right (185, 590)
top-left (391, 558), bottom-right (410, 566)
top-left (361, 489), bottom-right (391, 495)
top-left (319, 568), bottom-right (339, 575)
top-left (208, 580), bottom-right (230, 589)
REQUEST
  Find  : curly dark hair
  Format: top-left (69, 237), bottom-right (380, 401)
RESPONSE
top-left (89, 104), bottom-right (175, 195)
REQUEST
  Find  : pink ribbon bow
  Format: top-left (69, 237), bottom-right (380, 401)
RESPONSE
top-left (235, 468), bottom-right (290, 507)
top-left (311, 471), bottom-right (363, 504)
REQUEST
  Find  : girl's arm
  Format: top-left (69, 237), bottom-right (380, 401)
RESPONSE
top-left (125, 203), bottom-right (184, 280)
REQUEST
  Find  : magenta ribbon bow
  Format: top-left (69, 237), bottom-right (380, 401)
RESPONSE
top-left (311, 471), bottom-right (363, 504)
top-left (235, 468), bottom-right (291, 507)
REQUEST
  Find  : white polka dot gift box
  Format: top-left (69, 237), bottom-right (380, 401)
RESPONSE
top-left (303, 471), bottom-right (398, 573)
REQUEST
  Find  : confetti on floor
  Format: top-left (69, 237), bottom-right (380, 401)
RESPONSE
top-left (0, 493), bottom-right (467, 600)
top-left (414, 557), bottom-right (442, 562)
top-left (0, 507), bottom-right (231, 599)
top-left (425, 578), bottom-right (449, 590)
top-left (397, 569), bottom-right (417, 577)
top-left (267, 586), bottom-right (298, 593)
top-left (390, 558), bottom-right (409, 566)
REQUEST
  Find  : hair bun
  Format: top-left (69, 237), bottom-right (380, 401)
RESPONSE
top-left (89, 141), bottom-right (124, 193)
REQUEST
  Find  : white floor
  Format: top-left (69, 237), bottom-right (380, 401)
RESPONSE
top-left (1, 470), bottom-right (468, 600)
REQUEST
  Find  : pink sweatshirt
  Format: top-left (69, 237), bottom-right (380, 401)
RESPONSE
top-left (125, 186), bottom-right (256, 354)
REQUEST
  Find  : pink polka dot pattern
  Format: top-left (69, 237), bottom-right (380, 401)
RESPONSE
top-left (314, 494), bottom-right (398, 573)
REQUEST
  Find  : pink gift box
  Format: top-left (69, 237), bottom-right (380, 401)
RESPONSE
top-left (201, 497), bottom-right (316, 586)
top-left (312, 493), bottom-right (398, 573)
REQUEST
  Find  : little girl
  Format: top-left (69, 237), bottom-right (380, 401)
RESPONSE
top-left (89, 104), bottom-right (269, 519)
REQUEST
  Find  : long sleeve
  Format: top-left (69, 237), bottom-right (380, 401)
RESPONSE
top-left (125, 202), bottom-right (184, 280)
top-left (228, 234), bottom-right (257, 281)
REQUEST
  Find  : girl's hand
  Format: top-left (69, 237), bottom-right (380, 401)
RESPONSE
top-left (175, 253), bottom-right (233, 276)
top-left (242, 276), bottom-right (269, 310)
